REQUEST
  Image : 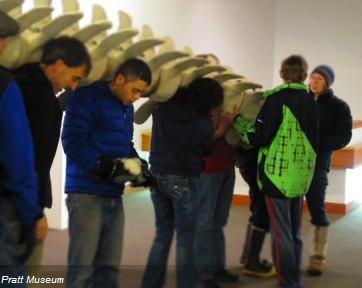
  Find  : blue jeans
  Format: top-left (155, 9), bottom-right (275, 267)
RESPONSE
top-left (0, 199), bottom-right (27, 288)
top-left (141, 173), bottom-right (199, 288)
top-left (194, 170), bottom-right (235, 280)
top-left (306, 167), bottom-right (329, 226)
top-left (66, 193), bottom-right (124, 288)
top-left (265, 196), bottom-right (303, 288)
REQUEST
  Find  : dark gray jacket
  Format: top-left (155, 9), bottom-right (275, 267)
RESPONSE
top-left (313, 89), bottom-right (352, 171)
top-left (150, 98), bottom-right (214, 176)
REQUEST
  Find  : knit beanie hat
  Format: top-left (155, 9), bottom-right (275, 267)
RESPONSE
top-left (311, 65), bottom-right (335, 87)
top-left (0, 10), bottom-right (19, 37)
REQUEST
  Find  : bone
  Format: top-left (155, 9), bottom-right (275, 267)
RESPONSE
top-left (222, 79), bottom-right (262, 114)
top-left (0, 0), bottom-right (23, 13)
top-left (16, 7), bottom-right (53, 33)
top-left (145, 36), bottom-right (188, 87)
top-left (148, 50), bottom-right (188, 72)
top-left (16, 12), bottom-right (81, 66)
top-left (0, 1), bottom-right (266, 134)
top-left (180, 64), bottom-right (227, 87)
top-left (85, 28), bottom-right (139, 83)
top-left (34, 0), bottom-right (51, 7)
top-left (105, 37), bottom-right (164, 80)
top-left (223, 86), bottom-right (264, 146)
top-left (73, 5), bottom-right (112, 43)
top-left (149, 57), bottom-right (208, 102)
top-left (0, 36), bottom-right (24, 68)
top-left (29, 0), bottom-right (53, 31)
top-left (159, 36), bottom-right (175, 53)
top-left (62, 0), bottom-right (79, 14)
top-left (40, 12), bottom-right (83, 40)
top-left (134, 99), bottom-right (158, 125)
top-left (239, 90), bottom-right (265, 122)
top-left (140, 25), bottom-right (157, 60)
top-left (118, 10), bottom-right (134, 48)
top-left (119, 10), bottom-right (133, 29)
top-left (59, 0), bottom-right (82, 35)
top-left (182, 46), bottom-right (193, 55)
top-left (211, 72), bottom-right (244, 83)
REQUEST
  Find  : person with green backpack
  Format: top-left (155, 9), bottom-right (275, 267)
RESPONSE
top-left (233, 55), bottom-right (319, 288)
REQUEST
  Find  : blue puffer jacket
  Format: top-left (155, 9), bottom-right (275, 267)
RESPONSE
top-left (62, 81), bottom-right (138, 196)
top-left (0, 68), bottom-right (40, 224)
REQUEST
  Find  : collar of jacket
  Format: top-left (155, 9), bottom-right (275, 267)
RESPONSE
top-left (92, 80), bottom-right (130, 108)
top-left (15, 63), bottom-right (52, 87)
top-left (262, 82), bottom-right (307, 99)
top-left (314, 89), bottom-right (333, 102)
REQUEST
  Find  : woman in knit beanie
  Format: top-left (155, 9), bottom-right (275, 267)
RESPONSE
top-left (309, 65), bottom-right (335, 100)
top-left (306, 65), bottom-right (353, 276)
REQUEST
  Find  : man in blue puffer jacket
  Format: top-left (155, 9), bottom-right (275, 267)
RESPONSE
top-left (62, 58), bottom-right (152, 288)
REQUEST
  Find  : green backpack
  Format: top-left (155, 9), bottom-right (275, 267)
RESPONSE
top-left (258, 105), bottom-right (316, 198)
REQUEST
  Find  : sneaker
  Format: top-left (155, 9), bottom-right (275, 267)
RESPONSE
top-left (214, 268), bottom-right (239, 283)
top-left (307, 255), bottom-right (325, 276)
top-left (199, 279), bottom-right (220, 288)
top-left (243, 259), bottom-right (277, 277)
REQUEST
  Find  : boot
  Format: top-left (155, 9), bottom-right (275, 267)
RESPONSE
top-left (307, 225), bottom-right (328, 276)
top-left (239, 223), bottom-right (252, 268)
top-left (241, 223), bottom-right (276, 277)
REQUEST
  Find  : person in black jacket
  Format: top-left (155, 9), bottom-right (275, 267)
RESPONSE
top-left (306, 65), bottom-right (352, 276)
top-left (234, 55), bottom-right (319, 288)
top-left (13, 36), bottom-right (91, 277)
top-left (141, 78), bottom-right (224, 288)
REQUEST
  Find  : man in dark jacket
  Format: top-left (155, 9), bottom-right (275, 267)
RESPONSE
top-left (306, 65), bottom-right (352, 276)
top-left (62, 58), bottom-right (151, 288)
top-left (13, 36), bottom-right (91, 276)
top-left (234, 55), bottom-right (319, 288)
top-left (141, 78), bottom-right (224, 288)
top-left (0, 10), bottom-right (41, 283)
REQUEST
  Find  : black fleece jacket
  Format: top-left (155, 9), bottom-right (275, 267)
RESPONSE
top-left (150, 97), bottom-right (214, 176)
top-left (14, 63), bottom-right (62, 208)
top-left (313, 89), bottom-right (352, 171)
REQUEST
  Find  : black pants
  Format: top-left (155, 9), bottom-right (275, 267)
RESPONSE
top-left (305, 167), bottom-right (329, 227)
top-left (236, 148), bottom-right (270, 231)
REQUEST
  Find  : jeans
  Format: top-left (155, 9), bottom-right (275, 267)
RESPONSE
top-left (0, 199), bottom-right (27, 288)
top-left (194, 170), bottom-right (235, 280)
top-left (66, 193), bottom-right (124, 288)
top-left (141, 173), bottom-right (199, 288)
top-left (265, 196), bottom-right (303, 288)
top-left (305, 167), bottom-right (329, 226)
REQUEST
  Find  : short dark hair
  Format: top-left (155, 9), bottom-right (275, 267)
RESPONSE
top-left (187, 78), bottom-right (224, 117)
top-left (41, 36), bottom-right (91, 74)
top-left (280, 55), bottom-right (308, 83)
top-left (113, 58), bottom-right (152, 85)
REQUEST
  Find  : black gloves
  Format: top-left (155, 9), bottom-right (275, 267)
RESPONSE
top-left (18, 222), bottom-right (36, 264)
top-left (131, 159), bottom-right (153, 187)
top-left (94, 156), bottom-right (142, 184)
